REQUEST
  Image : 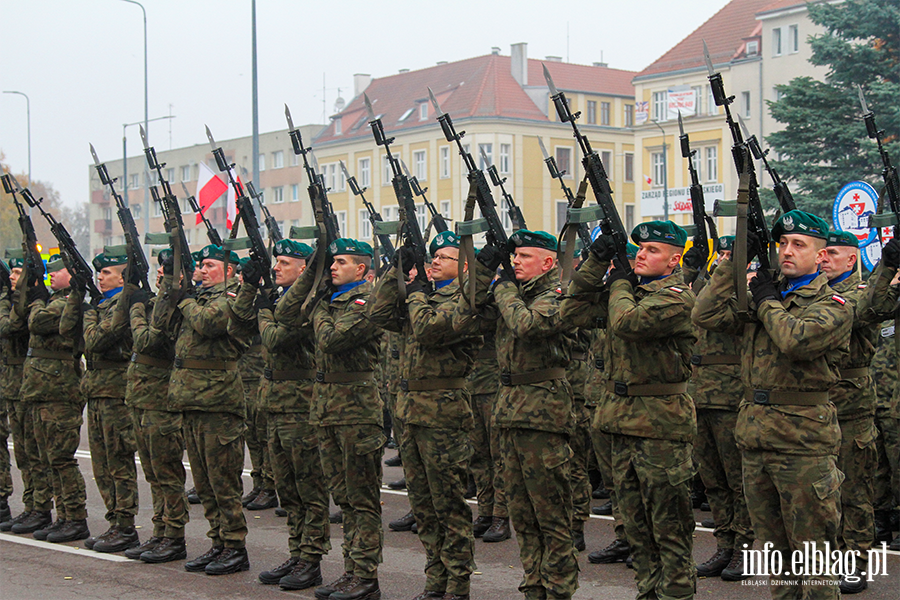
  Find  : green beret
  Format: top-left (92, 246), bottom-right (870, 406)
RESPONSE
top-left (7, 257), bottom-right (24, 270)
top-left (507, 229), bottom-right (557, 252)
top-left (92, 252), bottom-right (128, 271)
top-left (328, 238), bottom-right (373, 257)
top-left (827, 231), bottom-right (859, 248)
top-left (771, 210), bottom-right (829, 240)
top-left (716, 236), bottom-right (735, 252)
top-left (626, 243), bottom-right (639, 260)
top-left (429, 231), bottom-right (460, 256)
top-left (46, 254), bottom-right (66, 274)
top-left (156, 249), bottom-right (173, 266)
top-left (191, 250), bottom-right (203, 263)
top-left (631, 221), bottom-right (688, 248)
top-left (274, 239), bottom-right (314, 259)
top-left (198, 244), bottom-right (240, 264)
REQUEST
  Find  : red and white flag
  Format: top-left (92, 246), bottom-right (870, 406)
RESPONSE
top-left (644, 174), bottom-right (652, 184)
top-left (225, 168), bottom-right (241, 230)
top-left (196, 162), bottom-right (227, 226)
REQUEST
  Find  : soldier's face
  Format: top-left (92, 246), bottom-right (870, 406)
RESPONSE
top-left (778, 234), bottom-right (825, 278)
top-left (717, 250), bottom-right (732, 262)
top-left (273, 256), bottom-right (304, 287)
top-left (430, 248), bottom-right (460, 282)
top-left (50, 269), bottom-right (71, 291)
top-left (820, 246), bottom-right (857, 280)
top-left (513, 247), bottom-right (554, 282)
top-left (192, 267), bottom-right (203, 282)
top-left (331, 255), bottom-right (366, 286)
top-left (97, 266), bottom-right (125, 293)
top-left (156, 265), bottom-right (164, 286)
top-left (634, 242), bottom-right (681, 277)
top-left (199, 259), bottom-right (230, 287)
top-left (9, 267), bottom-right (21, 287)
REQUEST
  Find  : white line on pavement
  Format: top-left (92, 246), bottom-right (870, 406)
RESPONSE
top-left (0, 532), bottom-right (132, 562)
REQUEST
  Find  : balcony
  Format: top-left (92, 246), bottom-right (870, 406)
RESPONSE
top-left (94, 219), bottom-right (112, 234)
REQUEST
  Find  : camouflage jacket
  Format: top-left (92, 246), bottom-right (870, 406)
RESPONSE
top-left (370, 269), bottom-right (482, 430)
top-left (168, 278), bottom-right (248, 416)
top-left (17, 287), bottom-right (83, 403)
top-left (561, 254), bottom-right (697, 442)
top-left (73, 290), bottom-right (133, 399)
top-left (0, 294), bottom-right (29, 401)
top-left (238, 337), bottom-right (264, 384)
top-left (310, 280), bottom-right (382, 427)
top-left (693, 260), bottom-right (852, 456)
top-left (565, 328), bottom-right (591, 411)
top-left (688, 326), bottom-right (743, 411)
top-left (466, 310), bottom-right (500, 397)
top-left (828, 271), bottom-right (879, 420)
top-left (467, 261), bottom-right (574, 434)
top-left (377, 330), bottom-right (401, 399)
top-left (871, 321), bottom-right (897, 412)
top-left (126, 292), bottom-right (175, 411)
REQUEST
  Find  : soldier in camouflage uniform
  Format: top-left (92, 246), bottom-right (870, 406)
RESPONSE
top-left (871, 320), bottom-right (900, 550)
top-left (565, 326), bottom-right (591, 553)
top-left (695, 210), bottom-right (852, 600)
top-left (62, 253), bottom-right (139, 552)
top-left (275, 238), bottom-right (383, 600)
top-left (465, 230), bottom-right (577, 600)
top-left (371, 232), bottom-right (482, 600)
top-left (172, 244), bottom-right (252, 575)
top-left (564, 223), bottom-right (697, 600)
top-left (0, 259), bottom-right (18, 525)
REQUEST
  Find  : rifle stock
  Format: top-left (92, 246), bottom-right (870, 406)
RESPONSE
top-left (2, 174), bottom-right (46, 289)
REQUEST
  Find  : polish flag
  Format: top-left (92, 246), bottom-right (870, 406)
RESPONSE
top-left (225, 168), bottom-right (241, 230)
top-left (644, 174), bottom-right (652, 184)
top-left (196, 162), bottom-right (227, 226)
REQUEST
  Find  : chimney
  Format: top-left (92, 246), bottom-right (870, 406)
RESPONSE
top-left (491, 46), bottom-right (501, 55)
top-left (545, 55), bottom-right (562, 62)
top-left (353, 73), bottom-right (371, 97)
top-left (511, 42), bottom-right (528, 87)
top-left (593, 62), bottom-right (608, 68)
top-left (399, 68), bottom-right (410, 74)
top-left (436, 61), bottom-right (448, 65)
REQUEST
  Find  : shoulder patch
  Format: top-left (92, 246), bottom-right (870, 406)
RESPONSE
top-left (669, 287), bottom-right (684, 293)
top-left (555, 287), bottom-right (562, 294)
top-left (354, 298), bottom-right (366, 305)
top-left (227, 292), bottom-right (237, 298)
top-left (831, 295), bottom-right (846, 305)
top-left (857, 284), bottom-right (867, 289)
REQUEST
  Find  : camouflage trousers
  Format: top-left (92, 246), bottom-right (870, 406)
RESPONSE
top-left (874, 406), bottom-right (899, 511)
top-left (32, 402), bottom-right (87, 520)
top-left (742, 449), bottom-right (842, 600)
top-left (242, 378), bottom-right (273, 491)
top-left (612, 434), bottom-right (696, 600)
top-left (183, 411), bottom-right (247, 548)
top-left (268, 412), bottom-right (331, 561)
top-left (9, 401), bottom-right (41, 510)
top-left (131, 408), bottom-right (188, 538)
top-left (319, 423), bottom-right (384, 578)
top-left (469, 392), bottom-right (506, 519)
top-left (837, 416), bottom-right (877, 565)
top-left (0, 399), bottom-right (10, 499)
top-left (590, 407), bottom-right (625, 542)
top-left (695, 408), bottom-right (753, 551)
top-left (570, 401), bottom-right (592, 526)
top-left (402, 424), bottom-right (475, 596)
top-left (500, 428), bottom-right (578, 600)
top-left (87, 397), bottom-right (138, 526)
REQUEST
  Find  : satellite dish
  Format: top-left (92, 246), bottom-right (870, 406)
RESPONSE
top-left (334, 96), bottom-right (346, 113)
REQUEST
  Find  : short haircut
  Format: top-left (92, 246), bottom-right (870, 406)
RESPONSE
top-left (348, 254), bottom-right (372, 276)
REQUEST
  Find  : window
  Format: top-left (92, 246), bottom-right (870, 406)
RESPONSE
top-left (652, 152), bottom-right (665, 187)
top-left (477, 144), bottom-right (493, 170)
top-left (336, 164), bottom-right (346, 192)
top-left (555, 147), bottom-right (572, 178)
top-left (166, 167), bottom-right (175, 183)
top-left (499, 144), bottom-right (511, 174)
top-left (741, 91), bottom-right (751, 118)
top-left (272, 186), bottom-right (284, 204)
top-left (556, 201), bottom-right (568, 232)
top-left (652, 91), bottom-right (667, 121)
top-left (273, 151), bottom-right (284, 169)
top-left (705, 146), bottom-right (718, 182)
top-left (291, 184), bottom-right (300, 202)
top-left (416, 204), bottom-right (427, 231)
top-left (772, 27), bottom-right (782, 56)
top-left (440, 200), bottom-right (451, 219)
top-left (398, 107), bottom-right (414, 122)
top-left (601, 102), bottom-right (610, 126)
top-left (696, 151), bottom-right (703, 182)
top-left (382, 155), bottom-right (391, 185)
top-left (358, 158), bottom-right (371, 188)
top-left (130, 174), bottom-right (139, 189)
top-left (419, 103), bottom-right (428, 121)
top-left (601, 151), bottom-right (612, 173)
top-left (132, 204), bottom-right (141, 219)
top-left (359, 210), bottom-right (371, 239)
top-left (624, 104), bottom-right (634, 127)
top-left (625, 205), bottom-right (635, 231)
top-left (336, 211), bottom-right (347, 235)
top-left (691, 85), bottom-right (703, 115)
top-left (258, 154), bottom-right (266, 171)
top-left (334, 117), bottom-right (342, 135)
top-left (587, 101), bottom-right (597, 125)
top-left (707, 85), bottom-right (718, 115)
top-left (413, 150), bottom-right (427, 180)
top-left (624, 153), bottom-right (634, 182)
top-left (291, 152), bottom-right (299, 167)
top-left (788, 24), bottom-right (799, 53)
top-left (440, 147), bottom-right (450, 178)
top-left (746, 40), bottom-right (759, 57)
top-left (383, 205), bottom-right (398, 222)
top-left (153, 202), bottom-right (162, 217)
top-left (181, 165), bottom-right (191, 182)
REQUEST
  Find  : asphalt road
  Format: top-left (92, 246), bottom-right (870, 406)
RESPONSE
top-left (1, 427), bottom-right (898, 600)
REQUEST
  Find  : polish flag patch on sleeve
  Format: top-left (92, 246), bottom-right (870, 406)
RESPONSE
top-left (670, 287), bottom-right (684, 293)
top-left (831, 295), bottom-right (846, 305)
top-left (227, 292), bottom-right (237, 298)
top-left (354, 298), bottom-right (367, 305)
top-left (556, 287), bottom-right (562, 294)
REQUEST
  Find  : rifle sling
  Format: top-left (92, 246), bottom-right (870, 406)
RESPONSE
top-left (459, 180), bottom-right (479, 312)
top-left (560, 178), bottom-right (589, 293)
top-left (302, 186), bottom-right (329, 316)
top-left (734, 158), bottom-right (751, 319)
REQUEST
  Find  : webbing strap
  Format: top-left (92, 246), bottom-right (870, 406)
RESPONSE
top-left (734, 153), bottom-right (751, 319)
top-left (559, 178), bottom-right (589, 294)
top-left (459, 180), bottom-right (479, 312)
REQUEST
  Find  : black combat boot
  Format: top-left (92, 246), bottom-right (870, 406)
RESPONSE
top-left (186, 487), bottom-right (201, 505)
top-left (839, 567), bottom-right (868, 594)
top-left (315, 572), bottom-right (356, 600)
top-left (384, 454), bottom-right (402, 467)
top-left (241, 486), bottom-right (261, 507)
top-left (389, 511), bottom-right (416, 532)
top-left (259, 556), bottom-right (301, 585)
top-left (184, 545), bottom-right (223, 571)
top-left (205, 547), bottom-right (250, 575)
top-left (473, 516), bottom-right (492, 538)
top-left (331, 576), bottom-right (380, 600)
top-left (47, 519), bottom-right (90, 543)
top-left (247, 489), bottom-right (278, 510)
top-left (572, 521), bottom-right (586, 552)
top-left (84, 524), bottom-right (117, 550)
top-left (696, 547), bottom-right (733, 577)
top-left (482, 517), bottom-right (510, 543)
top-left (1, 509), bottom-right (31, 532)
top-left (279, 559), bottom-right (323, 590)
top-left (0, 497), bottom-right (10, 523)
top-left (33, 518), bottom-right (66, 540)
top-left (125, 536), bottom-right (162, 559)
top-left (93, 525), bottom-right (139, 552)
top-left (588, 539), bottom-right (631, 564)
top-left (387, 477), bottom-right (407, 490)
top-left (11, 509), bottom-right (51, 534)
top-left (591, 501), bottom-right (612, 516)
top-left (720, 548), bottom-right (751, 581)
top-left (329, 509), bottom-right (343, 523)
top-left (874, 509), bottom-right (893, 543)
top-left (410, 592), bottom-right (444, 600)
top-left (141, 537), bottom-right (187, 563)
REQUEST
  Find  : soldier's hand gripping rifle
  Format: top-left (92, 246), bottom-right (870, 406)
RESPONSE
top-left (181, 182), bottom-right (223, 246)
top-left (400, 160), bottom-right (450, 236)
top-left (538, 136), bottom-right (592, 250)
top-left (2, 174), bottom-right (46, 295)
top-left (678, 111), bottom-right (719, 285)
top-left (428, 87), bottom-right (516, 283)
top-left (90, 143), bottom-right (152, 291)
top-left (480, 147), bottom-right (526, 231)
top-left (246, 181), bottom-right (282, 242)
top-left (363, 94), bottom-right (428, 289)
top-left (543, 65), bottom-right (633, 276)
top-left (859, 86), bottom-right (900, 239)
top-left (737, 115), bottom-right (796, 214)
top-left (205, 126), bottom-right (277, 298)
top-left (341, 160), bottom-right (395, 268)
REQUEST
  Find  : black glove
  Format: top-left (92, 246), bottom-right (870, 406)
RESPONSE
top-left (255, 291), bottom-right (276, 312)
top-left (398, 246), bottom-right (417, 276)
top-left (883, 238), bottom-right (900, 269)
top-left (589, 235), bottom-right (617, 262)
top-left (477, 245), bottom-right (504, 271)
top-left (405, 279), bottom-right (426, 296)
top-left (0, 267), bottom-right (9, 294)
top-left (127, 266), bottom-right (143, 286)
top-left (242, 258), bottom-right (266, 288)
top-left (606, 259), bottom-right (638, 288)
top-left (749, 269), bottom-right (779, 305)
top-left (27, 284), bottom-right (50, 304)
top-left (128, 288), bottom-right (150, 310)
top-left (496, 266), bottom-right (517, 285)
top-left (746, 231), bottom-right (762, 261)
top-left (682, 245), bottom-right (706, 270)
top-left (161, 253), bottom-right (175, 276)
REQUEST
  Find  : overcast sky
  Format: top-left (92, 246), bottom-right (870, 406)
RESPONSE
top-left (0, 0), bottom-right (731, 209)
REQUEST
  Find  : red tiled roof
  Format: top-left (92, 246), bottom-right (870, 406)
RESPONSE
top-left (757, 0), bottom-right (809, 16)
top-left (635, 0), bottom-right (775, 80)
top-left (315, 54), bottom-right (636, 145)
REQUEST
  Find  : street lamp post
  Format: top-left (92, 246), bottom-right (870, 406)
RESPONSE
top-left (651, 120), bottom-right (669, 220)
top-left (3, 90), bottom-right (31, 213)
top-left (119, 0), bottom-right (149, 233)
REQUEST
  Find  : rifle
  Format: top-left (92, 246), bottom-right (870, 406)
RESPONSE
top-left (181, 182), bottom-right (223, 246)
top-left (543, 65), bottom-right (632, 275)
top-left (205, 126), bottom-right (276, 296)
top-left (480, 147), bottom-right (526, 231)
top-left (340, 160), bottom-right (395, 268)
top-left (90, 143), bottom-right (152, 290)
top-left (363, 93), bottom-right (428, 286)
top-left (677, 111), bottom-right (719, 285)
top-left (737, 115), bottom-right (796, 213)
top-left (538, 136), bottom-right (592, 250)
top-left (702, 41), bottom-right (773, 272)
top-left (246, 181), bottom-right (281, 243)
top-left (859, 86), bottom-right (900, 239)
top-left (400, 160), bottom-right (450, 236)
top-left (1, 174), bottom-right (45, 290)
top-left (428, 88), bottom-right (516, 282)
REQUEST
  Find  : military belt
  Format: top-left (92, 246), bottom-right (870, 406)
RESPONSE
top-left (173, 357), bottom-right (238, 371)
top-left (3, 356), bottom-right (26, 366)
top-left (571, 351), bottom-right (587, 361)
top-left (265, 367), bottom-right (316, 381)
top-left (400, 377), bottom-right (467, 392)
top-left (476, 348), bottom-right (494, 359)
top-left (839, 367), bottom-right (869, 379)
top-left (315, 371), bottom-right (374, 384)
top-left (594, 358), bottom-right (605, 371)
top-left (691, 354), bottom-right (740, 366)
top-left (747, 389), bottom-right (829, 406)
top-left (131, 353), bottom-right (171, 369)
top-left (500, 367), bottom-right (567, 386)
top-left (608, 381), bottom-right (688, 397)
top-left (26, 348), bottom-right (73, 361)
top-left (86, 359), bottom-right (129, 371)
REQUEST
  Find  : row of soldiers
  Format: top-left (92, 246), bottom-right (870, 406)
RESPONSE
top-left (1, 207), bottom-right (899, 600)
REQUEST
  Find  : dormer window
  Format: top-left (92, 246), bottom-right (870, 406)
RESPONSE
top-left (419, 103), bottom-right (428, 121)
top-left (746, 40), bottom-right (758, 56)
top-left (398, 107), bottom-right (414, 122)
top-left (334, 117), bottom-right (342, 135)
